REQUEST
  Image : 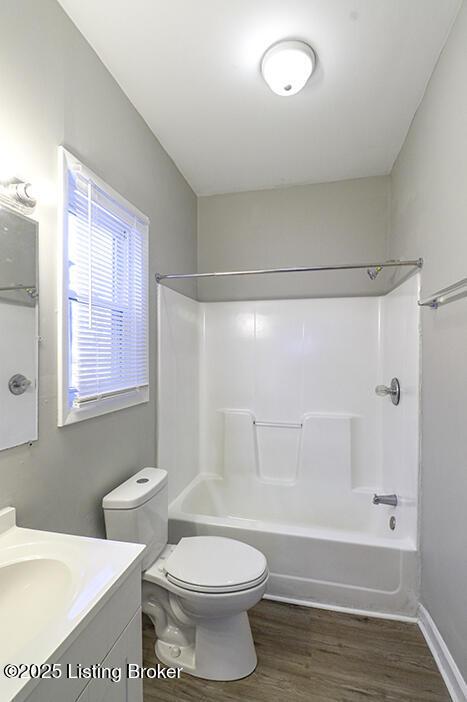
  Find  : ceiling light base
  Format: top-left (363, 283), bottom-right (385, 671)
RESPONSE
top-left (261, 40), bottom-right (316, 97)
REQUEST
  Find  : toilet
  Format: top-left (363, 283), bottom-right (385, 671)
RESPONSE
top-left (102, 467), bottom-right (269, 681)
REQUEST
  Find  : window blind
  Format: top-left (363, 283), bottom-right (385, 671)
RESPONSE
top-left (66, 168), bottom-right (148, 408)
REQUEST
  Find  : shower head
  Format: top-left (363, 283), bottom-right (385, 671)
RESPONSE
top-left (367, 266), bottom-right (383, 281)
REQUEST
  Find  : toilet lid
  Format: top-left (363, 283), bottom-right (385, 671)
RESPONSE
top-left (164, 536), bottom-right (268, 593)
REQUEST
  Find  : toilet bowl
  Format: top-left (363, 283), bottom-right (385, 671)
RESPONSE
top-left (143, 539), bottom-right (268, 679)
top-left (103, 468), bottom-right (269, 680)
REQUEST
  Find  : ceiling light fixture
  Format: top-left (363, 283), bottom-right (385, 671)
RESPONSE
top-left (261, 40), bottom-right (316, 97)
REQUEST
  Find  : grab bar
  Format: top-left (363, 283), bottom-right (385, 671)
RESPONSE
top-left (253, 420), bottom-right (302, 429)
top-left (373, 493), bottom-right (398, 507)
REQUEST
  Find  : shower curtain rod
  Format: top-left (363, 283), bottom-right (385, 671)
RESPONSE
top-left (155, 258), bottom-right (422, 283)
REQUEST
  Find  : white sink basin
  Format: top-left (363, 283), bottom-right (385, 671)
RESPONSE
top-left (0, 506), bottom-right (144, 702)
top-left (0, 558), bottom-right (73, 661)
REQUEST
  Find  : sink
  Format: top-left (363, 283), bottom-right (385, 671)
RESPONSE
top-left (0, 558), bottom-right (73, 660)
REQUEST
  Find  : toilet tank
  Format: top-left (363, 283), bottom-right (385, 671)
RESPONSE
top-left (102, 467), bottom-right (168, 570)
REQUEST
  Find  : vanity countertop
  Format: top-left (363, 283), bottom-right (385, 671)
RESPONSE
top-left (0, 507), bottom-right (144, 701)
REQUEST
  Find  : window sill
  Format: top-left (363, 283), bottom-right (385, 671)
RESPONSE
top-left (58, 387), bottom-right (149, 426)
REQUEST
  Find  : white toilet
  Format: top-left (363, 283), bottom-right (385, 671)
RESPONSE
top-left (102, 467), bottom-right (269, 681)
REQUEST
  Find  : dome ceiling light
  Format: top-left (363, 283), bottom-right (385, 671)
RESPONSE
top-left (261, 40), bottom-right (316, 97)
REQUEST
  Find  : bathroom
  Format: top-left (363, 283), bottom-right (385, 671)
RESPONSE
top-left (0, 0), bottom-right (466, 700)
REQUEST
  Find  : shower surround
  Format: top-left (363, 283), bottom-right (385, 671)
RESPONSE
top-left (158, 276), bottom-right (420, 617)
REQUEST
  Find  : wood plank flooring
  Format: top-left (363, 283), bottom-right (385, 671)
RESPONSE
top-left (142, 599), bottom-right (450, 701)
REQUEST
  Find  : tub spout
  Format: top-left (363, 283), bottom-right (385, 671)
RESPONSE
top-left (373, 493), bottom-right (398, 507)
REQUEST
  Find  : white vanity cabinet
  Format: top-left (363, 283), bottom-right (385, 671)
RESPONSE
top-left (75, 611), bottom-right (142, 702)
top-left (29, 567), bottom-right (143, 702)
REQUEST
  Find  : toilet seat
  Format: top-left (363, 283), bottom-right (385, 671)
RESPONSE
top-left (166, 570), bottom-right (268, 593)
top-left (162, 536), bottom-right (268, 594)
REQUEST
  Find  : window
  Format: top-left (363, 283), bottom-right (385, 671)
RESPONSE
top-left (58, 148), bottom-right (149, 425)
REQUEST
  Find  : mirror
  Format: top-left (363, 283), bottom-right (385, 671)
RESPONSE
top-left (0, 206), bottom-right (38, 450)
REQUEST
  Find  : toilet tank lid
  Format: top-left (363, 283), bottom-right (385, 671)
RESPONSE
top-left (102, 467), bottom-right (168, 510)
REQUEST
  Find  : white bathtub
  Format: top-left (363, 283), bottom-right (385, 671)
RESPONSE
top-left (169, 474), bottom-right (418, 618)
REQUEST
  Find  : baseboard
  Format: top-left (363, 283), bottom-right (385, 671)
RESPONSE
top-left (263, 593), bottom-right (418, 623)
top-left (418, 605), bottom-right (467, 702)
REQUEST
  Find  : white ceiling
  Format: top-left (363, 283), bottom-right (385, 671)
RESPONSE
top-left (58, 0), bottom-right (461, 195)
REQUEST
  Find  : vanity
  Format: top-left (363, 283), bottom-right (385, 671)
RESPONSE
top-left (0, 507), bottom-right (144, 702)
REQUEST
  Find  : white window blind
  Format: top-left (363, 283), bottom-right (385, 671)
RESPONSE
top-left (65, 161), bottom-right (149, 413)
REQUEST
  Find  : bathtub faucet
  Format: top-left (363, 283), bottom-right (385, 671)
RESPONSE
top-left (373, 493), bottom-right (398, 507)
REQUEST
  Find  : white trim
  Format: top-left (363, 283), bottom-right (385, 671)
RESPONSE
top-left (57, 147), bottom-right (68, 427)
top-left (418, 604), bottom-right (467, 702)
top-left (263, 594), bottom-right (418, 623)
top-left (59, 148), bottom-right (149, 228)
top-left (57, 146), bottom-right (149, 426)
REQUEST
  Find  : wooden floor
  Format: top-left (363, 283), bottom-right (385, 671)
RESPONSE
top-left (142, 600), bottom-right (450, 702)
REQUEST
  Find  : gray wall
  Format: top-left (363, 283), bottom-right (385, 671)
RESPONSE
top-left (0, 0), bottom-right (197, 537)
top-left (197, 177), bottom-right (390, 300)
top-left (390, 1), bottom-right (467, 681)
top-left (2, 5), bottom-right (465, 679)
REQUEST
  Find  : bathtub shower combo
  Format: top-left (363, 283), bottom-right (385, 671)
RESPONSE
top-left (156, 260), bottom-right (422, 618)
